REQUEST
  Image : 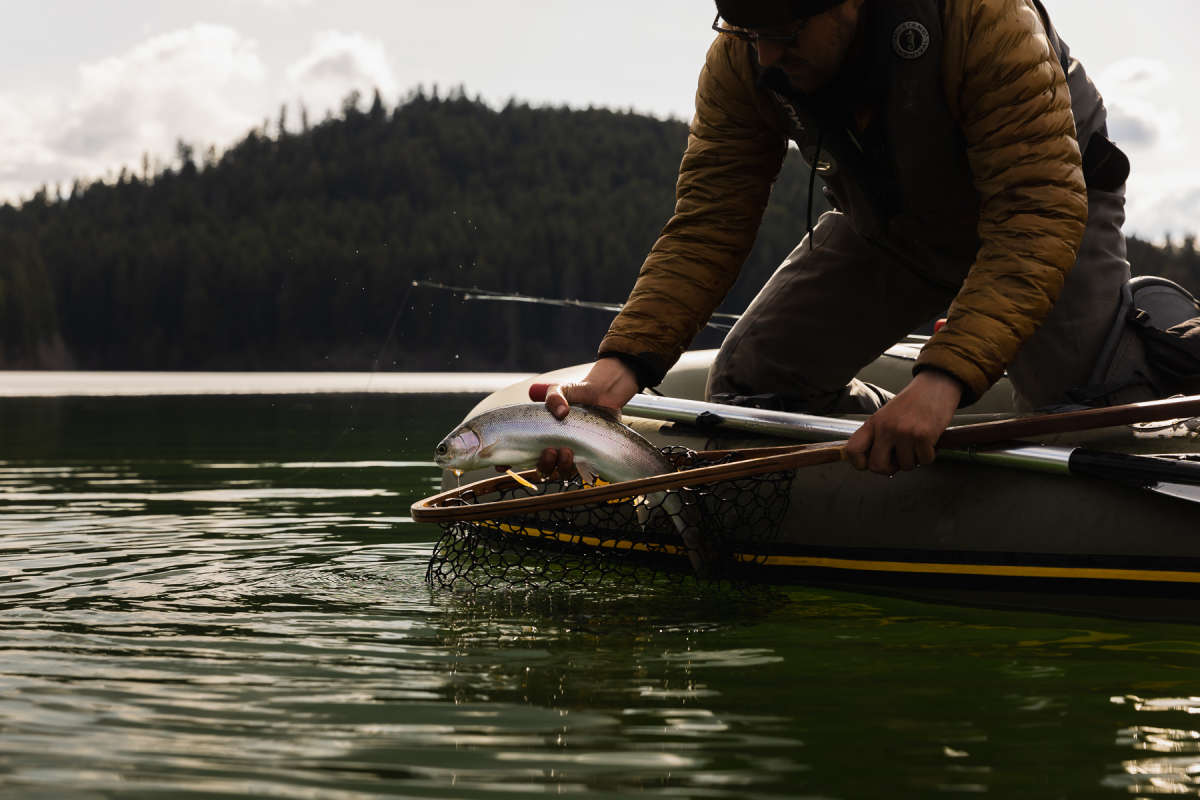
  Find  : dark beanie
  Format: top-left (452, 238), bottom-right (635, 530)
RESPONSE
top-left (714, 0), bottom-right (846, 28)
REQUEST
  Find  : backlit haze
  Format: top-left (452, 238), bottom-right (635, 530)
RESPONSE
top-left (2, 0), bottom-right (1197, 239)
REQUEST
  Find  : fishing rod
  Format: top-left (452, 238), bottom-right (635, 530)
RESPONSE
top-left (412, 280), bottom-right (741, 331)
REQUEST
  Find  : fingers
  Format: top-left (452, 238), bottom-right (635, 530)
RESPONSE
top-left (545, 383), bottom-right (571, 420)
top-left (847, 418), bottom-right (907, 475)
top-left (545, 380), bottom-right (607, 420)
top-left (866, 432), bottom-right (935, 476)
top-left (916, 439), bottom-right (937, 467)
top-left (536, 447), bottom-right (558, 475)
top-left (849, 418), bottom-right (919, 476)
top-left (845, 420), bottom-right (873, 471)
top-left (536, 446), bottom-right (575, 480)
top-left (846, 374), bottom-right (958, 476)
top-left (868, 429), bottom-right (900, 476)
top-left (493, 446), bottom-right (578, 481)
top-left (536, 360), bottom-right (638, 421)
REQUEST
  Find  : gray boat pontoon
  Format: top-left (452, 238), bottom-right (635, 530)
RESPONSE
top-left (417, 339), bottom-right (1200, 620)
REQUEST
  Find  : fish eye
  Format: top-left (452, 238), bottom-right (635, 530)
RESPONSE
top-left (436, 443), bottom-right (448, 455)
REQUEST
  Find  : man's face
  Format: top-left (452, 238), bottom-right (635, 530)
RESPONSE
top-left (753, 0), bottom-right (865, 92)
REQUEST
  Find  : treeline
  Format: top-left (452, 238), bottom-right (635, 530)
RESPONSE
top-left (0, 88), bottom-right (1195, 370)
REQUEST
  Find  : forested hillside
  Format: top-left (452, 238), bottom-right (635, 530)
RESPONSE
top-left (1, 88), bottom-right (1196, 370)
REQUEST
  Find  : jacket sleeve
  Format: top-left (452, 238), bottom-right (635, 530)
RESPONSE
top-left (916, 0), bottom-right (1089, 401)
top-left (598, 36), bottom-right (788, 386)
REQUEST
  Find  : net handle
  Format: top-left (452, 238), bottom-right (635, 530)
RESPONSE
top-left (411, 442), bottom-right (845, 523)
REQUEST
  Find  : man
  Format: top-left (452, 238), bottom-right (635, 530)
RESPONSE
top-left (542, 0), bottom-right (1154, 475)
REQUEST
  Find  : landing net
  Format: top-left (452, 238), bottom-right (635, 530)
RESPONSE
top-left (419, 447), bottom-right (802, 591)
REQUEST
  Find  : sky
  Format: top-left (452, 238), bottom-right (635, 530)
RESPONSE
top-left (1, 0), bottom-right (1197, 239)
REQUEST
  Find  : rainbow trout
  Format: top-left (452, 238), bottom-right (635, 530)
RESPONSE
top-left (435, 403), bottom-right (674, 482)
top-left (434, 403), bottom-right (715, 575)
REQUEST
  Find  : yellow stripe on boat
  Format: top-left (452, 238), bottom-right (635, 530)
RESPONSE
top-left (492, 523), bottom-right (1200, 584)
top-left (756, 555), bottom-right (1200, 584)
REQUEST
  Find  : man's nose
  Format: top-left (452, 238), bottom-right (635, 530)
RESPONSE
top-left (755, 40), bottom-right (787, 67)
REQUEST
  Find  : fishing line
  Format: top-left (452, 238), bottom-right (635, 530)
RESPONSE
top-left (412, 280), bottom-right (739, 330)
top-left (281, 277), bottom-right (724, 484)
top-left (280, 281), bottom-right (415, 483)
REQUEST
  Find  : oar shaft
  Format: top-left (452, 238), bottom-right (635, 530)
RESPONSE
top-left (530, 385), bottom-right (1200, 495)
top-left (624, 392), bottom-right (1200, 448)
top-left (940, 445), bottom-right (1073, 476)
top-left (623, 393), bottom-right (1075, 474)
top-left (620, 392), bottom-right (1200, 486)
top-left (937, 395), bottom-right (1200, 448)
top-left (1070, 448), bottom-right (1200, 484)
top-left (623, 394), bottom-right (861, 440)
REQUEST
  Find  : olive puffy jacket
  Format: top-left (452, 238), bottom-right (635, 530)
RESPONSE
top-left (598, 0), bottom-right (1089, 401)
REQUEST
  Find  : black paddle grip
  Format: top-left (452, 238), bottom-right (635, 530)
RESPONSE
top-left (1070, 449), bottom-right (1200, 487)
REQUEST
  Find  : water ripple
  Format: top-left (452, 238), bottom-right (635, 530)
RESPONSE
top-left (8, 394), bottom-right (1200, 798)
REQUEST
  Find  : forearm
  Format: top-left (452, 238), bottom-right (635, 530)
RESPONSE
top-left (598, 34), bottom-right (787, 386)
top-left (920, 0), bottom-right (1088, 400)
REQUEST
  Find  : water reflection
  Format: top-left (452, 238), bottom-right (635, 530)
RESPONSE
top-left (1108, 697), bottom-right (1200, 794)
top-left (5, 395), bottom-right (1200, 797)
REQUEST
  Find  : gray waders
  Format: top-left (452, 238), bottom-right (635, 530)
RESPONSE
top-left (707, 184), bottom-right (1159, 414)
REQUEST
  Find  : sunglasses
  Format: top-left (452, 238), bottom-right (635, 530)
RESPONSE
top-left (711, 12), bottom-right (810, 45)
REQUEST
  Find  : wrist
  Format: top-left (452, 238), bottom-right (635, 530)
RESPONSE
top-left (596, 353), bottom-right (655, 391)
top-left (589, 357), bottom-right (640, 396)
top-left (913, 368), bottom-right (964, 404)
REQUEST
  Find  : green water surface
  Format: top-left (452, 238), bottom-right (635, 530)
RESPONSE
top-left (1, 393), bottom-right (1198, 798)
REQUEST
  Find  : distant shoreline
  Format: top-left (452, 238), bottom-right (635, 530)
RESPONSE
top-left (0, 372), bottom-right (534, 398)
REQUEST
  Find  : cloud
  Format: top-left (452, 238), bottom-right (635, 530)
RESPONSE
top-left (286, 31), bottom-right (396, 117)
top-left (1102, 58), bottom-right (1172, 93)
top-left (1098, 58), bottom-right (1179, 152)
top-left (0, 94), bottom-right (72, 200)
top-left (0, 25), bottom-right (397, 205)
top-left (1106, 98), bottom-right (1169, 148)
top-left (1088, 57), bottom-right (1197, 237)
top-left (1125, 171), bottom-right (1200, 241)
top-left (0, 24), bottom-right (266, 203)
top-left (57, 24), bottom-right (265, 160)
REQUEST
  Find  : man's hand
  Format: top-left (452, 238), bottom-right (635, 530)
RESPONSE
top-left (845, 370), bottom-right (963, 475)
top-left (535, 357), bottom-right (640, 477)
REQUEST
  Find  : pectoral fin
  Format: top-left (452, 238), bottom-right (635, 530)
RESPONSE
top-left (574, 458), bottom-right (600, 485)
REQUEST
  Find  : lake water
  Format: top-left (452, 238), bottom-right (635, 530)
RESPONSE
top-left (2, 374), bottom-right (1200, 798)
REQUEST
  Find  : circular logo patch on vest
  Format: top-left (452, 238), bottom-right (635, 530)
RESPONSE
top-left (892, 21), bottom-right (930, 60)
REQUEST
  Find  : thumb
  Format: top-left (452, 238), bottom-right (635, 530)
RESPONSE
top-left (544, 382), bottom-right (589, 420)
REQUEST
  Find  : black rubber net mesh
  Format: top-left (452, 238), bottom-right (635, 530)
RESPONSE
top-left (427, 448), bottom-right (795, 591)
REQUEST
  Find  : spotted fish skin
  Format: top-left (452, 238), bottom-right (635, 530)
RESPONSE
top-left (435, 402), bottom-right (716, 577)
top-left (434, 403), bottom-right (675, 482)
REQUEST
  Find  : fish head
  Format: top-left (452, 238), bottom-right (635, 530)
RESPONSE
top-left (435, 405), bottom-right (550, 472)
top-left (434, 424), bottom-right (483, 470)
